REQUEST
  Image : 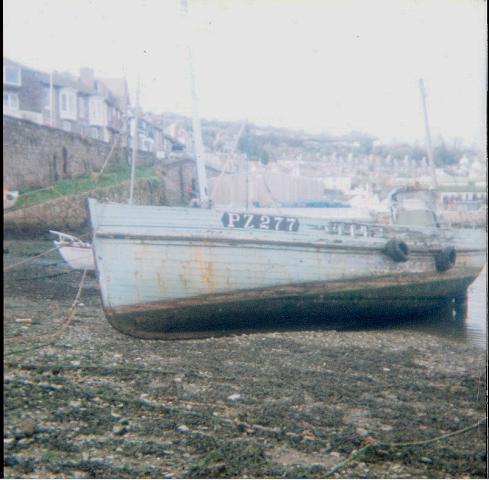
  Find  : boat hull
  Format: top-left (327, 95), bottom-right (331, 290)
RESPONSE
top-left (104, 269), bottom-right (478, 338)
top-left (55, 242), bottom-right (95, 271)
top-left (87, 200), bottom-right (486, 339)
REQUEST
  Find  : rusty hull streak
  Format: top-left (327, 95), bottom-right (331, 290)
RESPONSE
top-left (191, 245), bottom-right (216, 290)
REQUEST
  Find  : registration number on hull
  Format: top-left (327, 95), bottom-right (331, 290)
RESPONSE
top-left (221, 212), bottom-right (300, 232)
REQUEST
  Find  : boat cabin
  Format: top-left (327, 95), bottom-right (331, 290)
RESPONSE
top-left (388, 187), bottom-right (439, 227)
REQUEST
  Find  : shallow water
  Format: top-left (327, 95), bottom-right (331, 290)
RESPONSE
top-left (205, 266), bottom-right (488, 349)
top-left (371, 265), bottom-right (487, 350)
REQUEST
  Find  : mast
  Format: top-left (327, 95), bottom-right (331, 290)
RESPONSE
top-left (418, 79), bottom-right (438, 188)
top-left (181, 0), bottom-right (209, 205)
top-left (129, 76), bottom-right (140, 205)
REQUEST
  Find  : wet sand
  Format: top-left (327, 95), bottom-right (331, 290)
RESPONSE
top-left (3, 240), bottom-right (487, 478)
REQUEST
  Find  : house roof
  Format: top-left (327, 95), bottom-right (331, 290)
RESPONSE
top-left (51, 71), bottom-right (129, 110)
top-left (3, 57), bottom-right (50, 83)
top-left (99, 78), bottom-right (129, 100)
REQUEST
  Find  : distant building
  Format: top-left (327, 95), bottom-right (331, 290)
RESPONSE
top-left (3, 58), bottom-right (130, 145)
top-left (3, 58), bottom-right (48, 125)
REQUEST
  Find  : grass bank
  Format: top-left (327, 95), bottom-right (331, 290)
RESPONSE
top-left (15, 165), bottom-right (157, 208)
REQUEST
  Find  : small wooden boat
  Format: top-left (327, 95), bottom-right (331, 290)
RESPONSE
top-left (87, 186), bottom-right (486, 338)
top-left (50, 230), bottom-right (95, 271)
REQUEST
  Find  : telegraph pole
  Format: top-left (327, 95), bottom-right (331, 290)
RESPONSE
top-left (418, 79), bottom-right (438, 188)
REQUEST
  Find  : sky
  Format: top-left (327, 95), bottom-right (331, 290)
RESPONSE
top-left (3, 0), bottom-right (487, 147)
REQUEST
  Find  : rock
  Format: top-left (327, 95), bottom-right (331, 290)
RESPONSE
top-left (112, 425), bottom-right (128, 436)
top-left (19, 418), bottom-right (36, 437)
top-left (177, 424), bottom-right (189, 433)
top-left (17, 438), bottom-right (33, 446)
top-left (421, 457), bottom-right (433, 464)
top-left (227, 393), bottom-right (241, 401)
top-left (15, 318), bottom-right (32, 324)
top-left (356, 427), bottom-right (369, 437)
top-left (285, 432), bottom-right (301, 441)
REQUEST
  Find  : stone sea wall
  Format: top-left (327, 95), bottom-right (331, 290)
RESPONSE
top-left (3, 178), bottom-right (166, 235)
top-left (3, 116), bottom-right (156, 190)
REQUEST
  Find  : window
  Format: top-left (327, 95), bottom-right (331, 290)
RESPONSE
top-left (90, 126), bottom-right (100, 139)
top-left (3, 91), bottom-right (19, 110)
top-left (89, 96), bottom-right (107, 126)
top-left (43, 87), bottom-right (51, 109)
top-left (3, 65), bottom-right (21, 86)
top-left (142, 138), bottom-right (154, 152)
top-left (78, 96), bottom-right (86, 118)
top-left (59, 88), bottom-right (77, 120)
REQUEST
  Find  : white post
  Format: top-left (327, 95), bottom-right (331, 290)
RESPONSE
top-left (181, 0), bottom-right (208, 205)
top-left (129, 77), bottom-right (140, 205)
top-left (49, 71), bottom-right (54, 127)
top-left (418, 79), bottom-right (438, 188)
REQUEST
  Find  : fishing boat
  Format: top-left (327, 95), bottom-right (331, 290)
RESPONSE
top-left (87, 4), bottom-right (484, 339)
top-left (50, 230), bottom-right (95, 271)
top-left (87, 186), bottom-right (485, 338)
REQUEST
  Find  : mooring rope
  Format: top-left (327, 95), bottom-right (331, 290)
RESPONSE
top-left (323, 417), bottom-right (487, 478)
top-left (3, 245), bottom-right (62, 273)
top-left (3, 232), bottom-right (90, 273)
top-left (4, 268), bottom-right (88, 347)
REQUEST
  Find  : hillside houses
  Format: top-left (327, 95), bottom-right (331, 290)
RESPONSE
top-left (3, 58), bottom-right (130, 143)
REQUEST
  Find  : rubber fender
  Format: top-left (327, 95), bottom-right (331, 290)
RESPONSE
top-left (385, 238), bottom-right (410, 262)
top-left (435, 246), bottom-right (456, 272)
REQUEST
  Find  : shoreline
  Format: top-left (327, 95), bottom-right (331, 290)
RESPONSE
top-left (4, 240), bottom-right (487, 478)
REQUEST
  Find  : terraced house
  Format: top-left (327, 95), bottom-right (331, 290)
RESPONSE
top-left (3, 58), bottom-right (49, 125)
top-left (3, 58), bottom-right (130, 144)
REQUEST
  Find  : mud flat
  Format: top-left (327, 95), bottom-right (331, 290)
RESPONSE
top-left (4, 240), bottom-right (487, 478)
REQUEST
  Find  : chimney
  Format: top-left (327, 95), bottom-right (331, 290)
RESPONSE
top-left (79, 68), bottom-right (95, 88)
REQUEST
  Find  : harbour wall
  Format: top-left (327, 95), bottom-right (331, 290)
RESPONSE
top-left (3, 159), bottom-right (215, 236)
top-left (3, 178), bottom-right (165, 235)
top-left (3, 116), bottom-right (156, 190)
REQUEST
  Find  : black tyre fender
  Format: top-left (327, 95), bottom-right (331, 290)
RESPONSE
top-left (435, 246), bottom-right (456, 272)
top-left (385, 238), bottom-right (410, 262)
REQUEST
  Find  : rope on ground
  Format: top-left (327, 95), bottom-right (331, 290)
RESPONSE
top-left (3, 245), bottom-right (61, 272)
top-left (323, 417), bottom-right (487, 478)
top-left (6, 270), bottom-right (75, 282)
top-left (4, 268), bottom-right (88, 348)
top-left (377, 417), bottom-right (487, 448)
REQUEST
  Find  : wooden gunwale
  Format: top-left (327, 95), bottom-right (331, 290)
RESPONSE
top-left (94, 232), bottom-right (482, 255)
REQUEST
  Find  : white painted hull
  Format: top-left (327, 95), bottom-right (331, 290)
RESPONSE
top-left (55, 242), bottom-right (95, 271)
top-left (87, 199), bottom-right (486, 338)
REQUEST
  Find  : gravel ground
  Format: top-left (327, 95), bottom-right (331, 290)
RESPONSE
top-left (3, 240), bottom-right (487, 478)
